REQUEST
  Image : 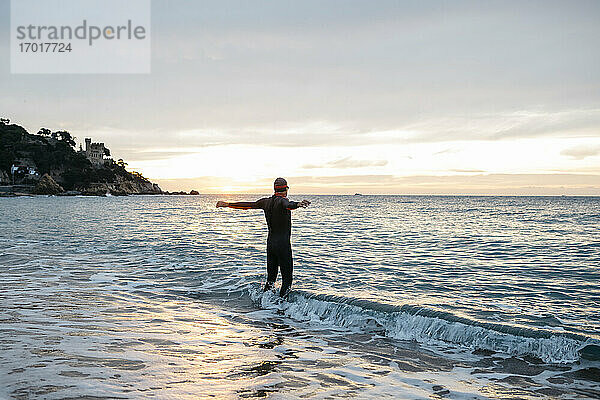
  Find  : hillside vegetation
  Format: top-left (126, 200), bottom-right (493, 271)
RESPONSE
top-left (0, 120), bottom-right (161, 194)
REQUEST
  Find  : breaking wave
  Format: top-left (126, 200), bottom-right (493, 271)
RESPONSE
top-left (248, 287), bottom-right (600, 364)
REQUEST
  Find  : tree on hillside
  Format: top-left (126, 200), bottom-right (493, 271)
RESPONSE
top-left (37, 128), bottom-right (51, 137)
top-left (130, 171), bottom-right (149, 182)
top-left (0, 118), bottom-right (9, 125)
top-left (117, 159), bottom-right (128, 169)
top-left (54, 130), bottom-right (76, 147)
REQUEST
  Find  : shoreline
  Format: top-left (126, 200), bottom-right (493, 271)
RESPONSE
top-left (0, 184), bottom-right (201, 197)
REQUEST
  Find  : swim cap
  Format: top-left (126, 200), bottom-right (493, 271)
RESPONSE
top-left (274, 177), bottom-right (288, 192)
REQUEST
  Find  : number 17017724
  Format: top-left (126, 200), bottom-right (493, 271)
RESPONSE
top-left (19, 42), bottom-right (72, 52)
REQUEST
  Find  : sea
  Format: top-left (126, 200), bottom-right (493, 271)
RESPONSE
top-left (1, 195), bottom-right (599, 399)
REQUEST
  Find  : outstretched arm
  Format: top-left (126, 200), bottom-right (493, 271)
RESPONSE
top-left (283, 198), bottom-right (311, 210)
top-left (216, 200), bottom-right (264, 210)
top-left (298, 200), bottom-right (311, 208)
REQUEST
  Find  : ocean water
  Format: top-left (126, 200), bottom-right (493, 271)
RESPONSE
top-left (1, 195), bottom-right (599, 399)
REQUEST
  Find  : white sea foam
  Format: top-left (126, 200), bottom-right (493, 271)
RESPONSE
top-left (248, 287), bottom-right (593, 363)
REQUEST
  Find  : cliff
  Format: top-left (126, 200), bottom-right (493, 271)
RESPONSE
top-left (0, 120), bottom-right (162, 195)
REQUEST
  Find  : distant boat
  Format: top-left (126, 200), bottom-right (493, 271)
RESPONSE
top-left (354, 193), bottom-right (363, 196)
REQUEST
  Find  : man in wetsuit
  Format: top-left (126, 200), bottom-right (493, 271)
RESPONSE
top-left (216, 178), bottom-right (310, 297)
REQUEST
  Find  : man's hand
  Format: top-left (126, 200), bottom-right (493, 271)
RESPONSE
top-left (216, 201), bottom-right (229, 208)
top-left (298, 200), bottom-right (311, 208)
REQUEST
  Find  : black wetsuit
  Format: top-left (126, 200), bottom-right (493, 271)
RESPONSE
top-left (228, 195), bottom-right (300, 296)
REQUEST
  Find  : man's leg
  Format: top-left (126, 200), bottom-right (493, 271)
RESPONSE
top-left (264, 243), bottom-right (278, 292)
top-left (278, 244), bottom-right (293, 298)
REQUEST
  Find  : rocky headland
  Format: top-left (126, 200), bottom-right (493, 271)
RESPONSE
top-left (0, 119), bottom-right (163, 196)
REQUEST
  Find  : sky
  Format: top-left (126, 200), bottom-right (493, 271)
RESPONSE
top-left (1, 0), bottom-right (600, 194)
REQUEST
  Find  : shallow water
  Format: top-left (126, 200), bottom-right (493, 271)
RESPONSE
top-left (1, 195), bottom-right (599, 399)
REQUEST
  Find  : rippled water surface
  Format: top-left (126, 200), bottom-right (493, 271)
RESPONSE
top-left (1, 195), bottom-right (599, 399)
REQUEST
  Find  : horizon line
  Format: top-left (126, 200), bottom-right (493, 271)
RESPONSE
top-left (164, 193), bottom-right (600, 197)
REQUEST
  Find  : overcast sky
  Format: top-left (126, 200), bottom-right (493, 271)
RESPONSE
top-left (1, 0), bottom-right (599, 194)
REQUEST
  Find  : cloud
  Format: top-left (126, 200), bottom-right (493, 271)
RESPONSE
top-left (434, 148), bottom-right (459, 155)
top-left (122, 149), bottom-right (203, 161)
top-left (4, 0), bottom-right (600, 148)
top-left (450, 169), bottom-right (486, 173)
top-left (560, 145), bottom-right (600, 160)
top-left (302, 156), bottom-right (388, 169)
top-left (402, 109), bottom-right (600, 144)
top-left (152, 108), bottom-right (600, 152)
